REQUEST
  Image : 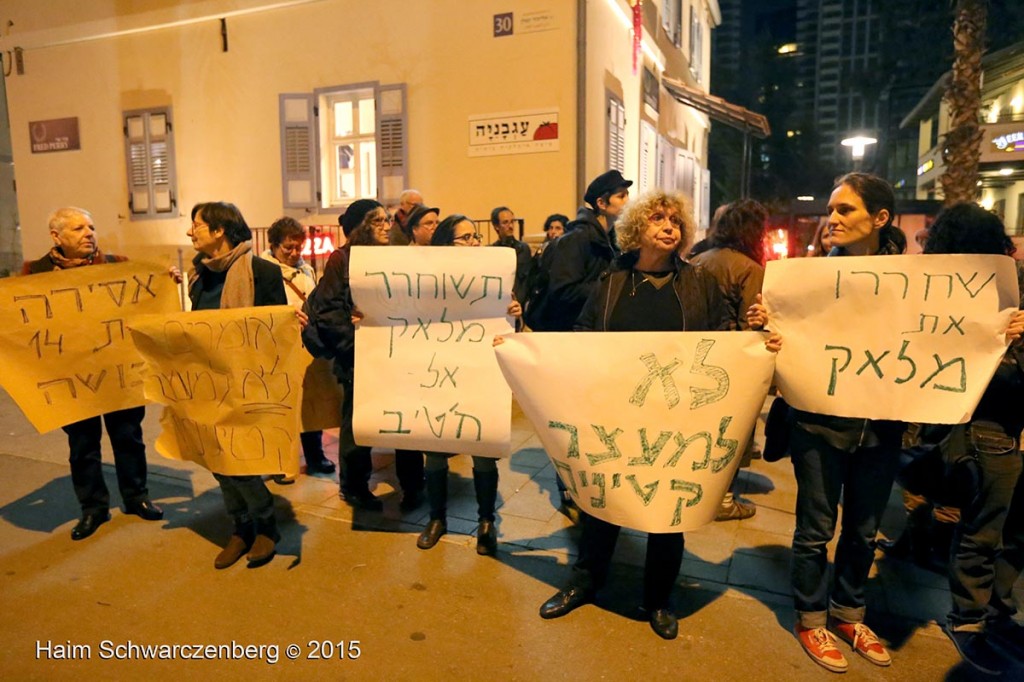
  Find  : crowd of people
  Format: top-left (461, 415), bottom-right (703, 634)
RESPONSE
top-left (21, 167), bottom-right (1024, 673)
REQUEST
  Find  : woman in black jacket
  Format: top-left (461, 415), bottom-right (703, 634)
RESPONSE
top-left (187, 201), bottom-right (288, 569)
top-left (538, 189), bottom-right (730, 640)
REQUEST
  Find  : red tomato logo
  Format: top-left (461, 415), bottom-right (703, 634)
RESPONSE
top-left (533, 122), bottom-right (558, 141)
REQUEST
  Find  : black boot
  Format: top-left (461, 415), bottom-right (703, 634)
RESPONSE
top-left (215, 518), bottom-right (255, 569)
top-left (247, 515), bottom-right (280, 567)
top-left (473, 468), bottom-right (499, 556)
top-left (417, 469), bottom-right (448, 550)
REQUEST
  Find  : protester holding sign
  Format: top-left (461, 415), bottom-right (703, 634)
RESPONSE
top-left (538, 190), bottom-right (730, 640)
top-left (749, 173), bottom-right (905, 672)
top-left (414, 214), bottom-right (522, 555)
top-left (187, 202), bottom-right (288, 569)
top-left (23, 207), bottom-right (165, 541)
top-left (922, 204), bottom-right (1024, 675)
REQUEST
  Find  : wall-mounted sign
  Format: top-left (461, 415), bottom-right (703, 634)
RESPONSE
top-left (29, 117), bottom-right (80, 154)
top-left (467, 109), bottom-right (559, 157)
top-left (492, 10), bottom-right (557, 38)
top-left (992, 130), bottom-right (1024, 153)
top-left (493, 12), bottom-right (513, 37)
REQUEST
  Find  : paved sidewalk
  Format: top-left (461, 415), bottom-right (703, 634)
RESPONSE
top-left (0, 388), bottom-right (1017, 680)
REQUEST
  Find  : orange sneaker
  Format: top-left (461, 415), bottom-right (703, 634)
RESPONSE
top-left (830, 620), bottom-right (891, 667)
top-left (795, 624), bottom-right (849, 673)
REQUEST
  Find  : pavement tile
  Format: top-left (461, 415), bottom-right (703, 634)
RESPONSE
top-left (680, 556), bottom-right (730, 585)
top-left (727, 551), bottom-right (792, 596)
top-left (508, 446), bottom-right (552, 470)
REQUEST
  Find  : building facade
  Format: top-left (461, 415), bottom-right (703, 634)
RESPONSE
top-left (904, 42), bottom-right (1024, 234)
top-left (0, 0), bottom-right (723, 264)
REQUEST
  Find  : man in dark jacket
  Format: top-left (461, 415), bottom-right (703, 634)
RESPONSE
top-left (489, 206), bottom-right (532, 304)
top-left (544, 170), bottom-right (631, 331)
top-left (25, 207), bottom-right (163, 541)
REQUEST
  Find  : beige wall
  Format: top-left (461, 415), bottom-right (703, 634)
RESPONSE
top-left (3, 0), bottom-right (578, 263)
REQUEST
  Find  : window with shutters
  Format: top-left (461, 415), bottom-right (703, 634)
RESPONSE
top-left (123, 107), bottom-right (178, 220)
top-left (689, 6), bottom-right (703, 84)
top-left (606, 93), bottom-right (626, 173)
top-left (279, 82), bottom-right (407, 212)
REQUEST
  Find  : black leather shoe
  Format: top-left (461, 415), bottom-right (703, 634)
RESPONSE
top-left (71, 511), bottom-right (111, 541)
top-left (416, 519), bottom-right (447, 549)
top-left (341, 490), bottom-right (383, 512)
top-left (539, 586), bottom-right (593, 619)
top-left (649, 609), bottom-right (679, 640)
top-left (124, 498), bottom-right (164, 521)
top-left (306, 458), bottom-right (336, 475)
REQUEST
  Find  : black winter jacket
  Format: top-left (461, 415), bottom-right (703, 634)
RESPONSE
top-left (544, 206), bottom-right (619, 331)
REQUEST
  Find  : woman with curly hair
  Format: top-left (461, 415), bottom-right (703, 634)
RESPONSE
top-left (538, 190), bottom-right (732, 640)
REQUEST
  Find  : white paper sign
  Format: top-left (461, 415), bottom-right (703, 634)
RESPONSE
top-left (350, 246), bottom-right (516, 456)
top-left (764, 254), bottom-right (1019, 424)
top-left (495, 332), bottom-right (775, 532)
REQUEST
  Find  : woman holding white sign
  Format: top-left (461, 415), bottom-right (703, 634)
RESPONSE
top-left (538, 190), bottom-right (731, 641)
top-left (414, 215), bottom-right (521, 555)
top-left (748, 173), bottom-right (904, 672)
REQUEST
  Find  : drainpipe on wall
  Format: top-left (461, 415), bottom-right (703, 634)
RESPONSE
top-left (576, 0), bottom-right (587, 206)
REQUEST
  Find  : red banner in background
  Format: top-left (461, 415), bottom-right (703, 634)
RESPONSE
top-left (632, 1), bottom-right (643, 75)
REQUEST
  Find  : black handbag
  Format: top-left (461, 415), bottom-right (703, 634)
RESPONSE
top-left (762, 396), bottom-right (792, 463)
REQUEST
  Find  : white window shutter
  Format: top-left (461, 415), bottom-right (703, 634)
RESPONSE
top-left (607, 94), bottom-right (626, 173)
top-left (123, 107), bottom-right (178, 220)
top-left (279, 93), bottom-right (318, 209)
top-left (377, 83), bottom-right (407, 204)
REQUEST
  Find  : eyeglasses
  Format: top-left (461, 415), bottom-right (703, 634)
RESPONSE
top-left (277, 242), bottom-right (304, 253)
top-left (649, 212), bottom-right (685, 228)
top-left (368, 215), bottom-right (391, 226)
top-left (453, 232), bottom-right (482, 243)
top-left (190, 221), bottom-right (210, 232)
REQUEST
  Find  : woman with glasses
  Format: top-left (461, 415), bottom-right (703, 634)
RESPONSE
top-left (186, 201), bottom-right (289, 569)
top-left (414, 214), bottom-right (521, 555)
top-left (261, 217), bottom-right (336, 481)
top-left (538, 190), bottom-right (731, 640)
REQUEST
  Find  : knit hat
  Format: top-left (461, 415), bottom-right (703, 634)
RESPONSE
top-left (403, 204), bottom-right (441, 239)
top-left (340, 199), bottom-right (385, 237)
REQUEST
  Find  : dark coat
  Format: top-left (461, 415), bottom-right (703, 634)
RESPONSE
top-left (544, 206), bottom-right (619, 331)
top-left (575, 252), bottom-right (731, 333)
top-left (302, 244), bottom-right (357, 378)
top-left (490, 236), bottom-right (532, 304)
top-left (187, 253), bottom-right (287, 310)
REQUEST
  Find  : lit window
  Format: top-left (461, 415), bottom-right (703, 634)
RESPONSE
top-left (123, 107), bottom-right (178, 220)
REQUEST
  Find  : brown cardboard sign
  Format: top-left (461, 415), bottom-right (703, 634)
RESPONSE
top-left (29, 117), bottom-right (80, 153)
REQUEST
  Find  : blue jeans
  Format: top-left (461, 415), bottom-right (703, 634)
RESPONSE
top-left (790, 426), bottom-right (900, 627)
top-left (212, 474), bottom-right (275, 524)
top-left (948, 422), bottom-right (1023, 631)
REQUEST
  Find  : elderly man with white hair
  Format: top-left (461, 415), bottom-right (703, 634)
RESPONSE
top-left (23, 207), bottom-right (164, 540)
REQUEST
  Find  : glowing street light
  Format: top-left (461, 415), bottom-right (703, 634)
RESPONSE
top-left (841, 135), bottom-right (877, 160)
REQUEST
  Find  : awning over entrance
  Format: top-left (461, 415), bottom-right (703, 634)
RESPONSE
top-left (662, 76), bottom-right (771, 139)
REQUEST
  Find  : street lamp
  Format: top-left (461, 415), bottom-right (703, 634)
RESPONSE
top-left (841, 135), bottom-right (877, 169)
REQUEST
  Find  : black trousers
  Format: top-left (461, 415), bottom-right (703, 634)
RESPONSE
top-left (570, 511), bottom-right (684, 610)
top-left (393, 450), bottom-right (425, 494)
top-left (62, 406), bottom-right (149, 515)
top-left (339, 376), bottom-right (373, 496)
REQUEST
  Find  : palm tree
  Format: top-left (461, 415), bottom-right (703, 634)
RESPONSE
top-left (939, 0), bottom-right (986, 206)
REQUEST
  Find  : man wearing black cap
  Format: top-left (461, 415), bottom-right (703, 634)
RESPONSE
top-left (402, 204), bottom-right (441, 247)
top-left (544, 169), bottom-right (631, 330)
